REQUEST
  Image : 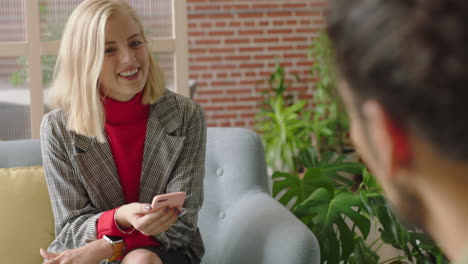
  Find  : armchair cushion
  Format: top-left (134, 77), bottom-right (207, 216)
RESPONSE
top-left (0, 166), bottom-right (54, 263)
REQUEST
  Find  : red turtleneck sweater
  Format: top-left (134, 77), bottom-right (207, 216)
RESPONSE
top-left (96, 91), bottom-right (160, 253)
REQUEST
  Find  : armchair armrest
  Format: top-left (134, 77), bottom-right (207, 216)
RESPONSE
top-left (201, 191), bottom-right (320, 264)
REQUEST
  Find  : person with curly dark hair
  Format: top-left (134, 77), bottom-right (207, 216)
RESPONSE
top-left (327, 0), bottom-right (468, 263)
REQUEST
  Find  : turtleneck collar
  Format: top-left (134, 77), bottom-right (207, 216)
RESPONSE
top-left (102, 91), bottom-right (150, 125)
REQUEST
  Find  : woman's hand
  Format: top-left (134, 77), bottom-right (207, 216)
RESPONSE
top-left (115, 203), bottom-right (180, 236)
top-left (40, 239), bottom-right (112, 264)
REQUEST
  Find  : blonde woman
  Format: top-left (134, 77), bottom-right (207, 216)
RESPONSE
top-left (39, 0), bottom-right (205, 263)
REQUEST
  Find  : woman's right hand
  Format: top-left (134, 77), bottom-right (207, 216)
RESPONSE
top-left (115, 203), bottom-right (180, 236)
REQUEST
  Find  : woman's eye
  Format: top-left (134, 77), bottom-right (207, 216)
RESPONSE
top-left (105, 47), bottom-right (116, 53)
top-left (132, 41), bottom-right (142, 47)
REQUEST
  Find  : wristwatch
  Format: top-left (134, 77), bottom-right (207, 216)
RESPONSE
top-left (103, 235), bottom-right (125, 262)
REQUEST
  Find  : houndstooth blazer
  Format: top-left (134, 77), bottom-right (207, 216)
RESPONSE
top-left (40, 90), bottom-right (206, 264)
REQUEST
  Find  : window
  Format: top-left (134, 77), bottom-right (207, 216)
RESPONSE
top-left (0, 0), bottom-right (188, 140)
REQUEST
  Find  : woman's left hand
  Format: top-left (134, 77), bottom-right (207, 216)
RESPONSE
top-left (40, 238), bottom-right (112, 264)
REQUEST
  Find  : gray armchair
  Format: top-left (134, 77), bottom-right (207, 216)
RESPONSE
top-left (0, 127), bottom-right (320, 264)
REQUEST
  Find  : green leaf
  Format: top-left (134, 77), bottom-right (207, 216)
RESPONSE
top-left (336, 216), bottom-right (354, 260)
top-left (272, 171), bottom-right (304, 207)
top-left (350, 237), bottom-right (380, 264)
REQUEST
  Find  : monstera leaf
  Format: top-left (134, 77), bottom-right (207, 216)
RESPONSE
top-left (294, 188), bottom-right (371, 264)
top-left (272, 168), bottom-right (335, 210)
top-left (300, 147), bottom-right (364, 187)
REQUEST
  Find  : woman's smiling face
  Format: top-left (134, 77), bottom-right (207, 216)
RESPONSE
top-left (99, 10), bottom-right (149, 101)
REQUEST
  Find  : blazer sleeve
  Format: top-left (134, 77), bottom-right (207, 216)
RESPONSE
top-left (155, 104), bottom-right (207, 250)
top-left (40, 112), bottom-right (103, 251)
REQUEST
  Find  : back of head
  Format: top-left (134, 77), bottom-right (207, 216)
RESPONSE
top-left (47, 0), bottom-right (164, 142)
top-left (327, 0), bottom-right (468, 161)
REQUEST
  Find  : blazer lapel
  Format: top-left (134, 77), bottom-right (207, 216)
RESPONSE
top-left (139, 91), bottom-right (186, 203)
top-left (71, 133), bottom-right (125, 209)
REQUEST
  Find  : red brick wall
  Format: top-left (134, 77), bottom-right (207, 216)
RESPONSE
top-left (187, 0), bottom-right (325, 128)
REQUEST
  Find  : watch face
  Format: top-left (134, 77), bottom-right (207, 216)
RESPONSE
top-left (104, 235), bottom-right (123, 243)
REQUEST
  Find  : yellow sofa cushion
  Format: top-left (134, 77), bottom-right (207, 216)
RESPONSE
top-left (0, 166), bottom-right (54, 263)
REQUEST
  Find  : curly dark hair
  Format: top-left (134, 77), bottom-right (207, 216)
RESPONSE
top-left (327, 0), bottom-right (468, 160)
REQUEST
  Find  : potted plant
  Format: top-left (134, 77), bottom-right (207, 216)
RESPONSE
top-left (273, 148), bottom-right (448, 264)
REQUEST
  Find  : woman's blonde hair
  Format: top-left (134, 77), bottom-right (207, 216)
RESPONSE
top-left (48, 0), bottom-right (165, 142)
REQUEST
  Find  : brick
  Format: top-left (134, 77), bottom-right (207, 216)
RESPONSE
top-left (238, 29), bottom-right (264, 35)
top-left (268, 62), bottom-right (293, 67)
top-left (227, 89), bottom-right (252, 95)
top-left (225, 38), bottom-right (250, 44)
top-left (283, 3), bottom-right (308, 8)
top-left (231, 72), bottom-right (242, 78)
top-left (209, 14), bottom-right (235, 19)
top-left (240, 80), bottom-right (259, 85)
top-left (209, 47), bottom-right (236, 53)
top-left (224, 55), bottom-right (250, 61)
top-left (189, 48), bottom-right (208, 54)
top-left (239, 96), bottom-right (263, 102)
top-left (254, 37), bottom-right (279, 43)
top-left (239, 47), bottom-right (264, 52)
top-left (240, 63), bottom-right (264, 69)
top-left (228, 105), bottom-right (255, 110)
top-left (296, 28), bottom-right (320, 34)
top-left (195, 39), bottom-right (222, 45)
top-left (311, 2), bottom-right (326, 8)
top-left (212, 81), bottom-right (236, 86)
top-left (234, 121), bottom-right (247, 127)
top-left (195, 99), bottom-right (209, 104)
top-left (189, 31), bottom-right (205, 37)
top-left (212, 97), bottom-right (237, 103)
top-left (190, 65), bottom-right (209, 71)
top-left (224, 4), bottom-right (250, 10)
top-left (194, 56), bottom-right (223, 62)
top-left (219, 122), bottom-right (232, 127)
top-left (297, 61), bottom-right (314, 67)
top-left (254, 55), bottom-right (276, 60)
top-left (273, 21), bottom-right (285, 26)
top-left (240, 112), bottom-right (257, 118)
top-left (204, 106), bottom-right (225, 111)
top-left (200, 22), bottom-right (212, 28)
top-left (211, 64), bottom-right (236, 70)
top-left (195, 5), bottom-right (221, 11)
top-left (259, 21), bottom-right (269, 26)
top-left (268, 46), bottom-right (292, 51)
top-left (268, 29), bottom-right (293, 34)
top-left (285, 53), bottom-right (306, 59)
top-left (215, 22), bottom-right (227, 27)
top-left (209, 30), bottom-right (235, 36)
top-left (267, 12), bottom-right (293, 18)
top-left (296, 11), bottom-right (321, 17)
top-left (252, 4), bottom-right (279, 9)
top-left (243, 21), bottom-right (256, 27)
top-left (284, 37), bottom-right (308, 42)
top-left (238, 13), bottom-right (264, 19)
top-left (188, 14), bottom-right (208, 19)
top-left (211, 114), bottom-right (237, 119)
top-left (229, 21), bottom-right (242, 27)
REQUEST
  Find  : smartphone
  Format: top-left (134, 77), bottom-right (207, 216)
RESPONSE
top-left (151, 191), bottom-right (186, 211)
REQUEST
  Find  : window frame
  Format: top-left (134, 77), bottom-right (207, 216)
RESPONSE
top-left (0, 0), bottom-right (189, 139)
